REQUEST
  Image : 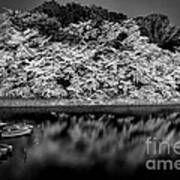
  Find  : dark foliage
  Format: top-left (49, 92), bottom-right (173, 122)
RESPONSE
top-left (135, 14), bottom-right (180, 52)
top-left (32, 0), bottom-right (127, 27)
top-left (117, 32), bottom-right (128, 41)
top-left (11, 12), bottom-right (61, 41)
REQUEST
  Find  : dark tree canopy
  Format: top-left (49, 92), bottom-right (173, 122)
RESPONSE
top-left (135, 14), bottom-right (180, 52)
top-left (32, 0), bottom-right (127, 27)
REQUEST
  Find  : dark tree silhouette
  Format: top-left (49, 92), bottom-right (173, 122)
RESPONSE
top-left (135, 14), bottom-right (180, 52)
top-left (32, 0), bottom-right (127, 27)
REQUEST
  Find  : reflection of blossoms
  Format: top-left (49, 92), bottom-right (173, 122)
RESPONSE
top-left (17, 112), bottom-right (180, 180)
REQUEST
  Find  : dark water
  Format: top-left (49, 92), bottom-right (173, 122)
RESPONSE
top-left (0, 114), bottom-right (56, 180)
top-left (1, 112), bottom-right (180, 180)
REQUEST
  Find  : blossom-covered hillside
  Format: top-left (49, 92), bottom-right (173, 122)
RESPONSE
top-left (0, 1), bottom-right (180, 103)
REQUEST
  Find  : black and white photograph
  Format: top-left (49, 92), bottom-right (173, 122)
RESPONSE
top-left (0, 0), bottom-right (180, 179)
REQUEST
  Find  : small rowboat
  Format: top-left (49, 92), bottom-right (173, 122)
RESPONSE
top-left (0, 122), bottom-right (8, 128)
top-left (0, 144), bottom-right (13, 161)
top-left (1, 124), bottom-right (33, 138)
top-left (0, 144), bottom-right (13, 155)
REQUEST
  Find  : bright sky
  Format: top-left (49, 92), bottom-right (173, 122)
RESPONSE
top-left (0, 0), bottom-right (180, 25)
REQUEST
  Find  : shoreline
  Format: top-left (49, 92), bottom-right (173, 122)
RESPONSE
top-left (0, 99), bottom-right (179, 115)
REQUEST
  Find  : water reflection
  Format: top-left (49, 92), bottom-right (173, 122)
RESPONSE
top-left (1, 112), bottom-right (180, 179)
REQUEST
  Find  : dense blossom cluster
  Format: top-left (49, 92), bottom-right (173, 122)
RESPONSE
top-left (1, 9), bottom-right (180, 102)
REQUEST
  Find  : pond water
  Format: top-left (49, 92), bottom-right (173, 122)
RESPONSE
top-left (0, 112), bottom-right (180, 180)
top-left (0, 114), bottom-right (57, 180)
